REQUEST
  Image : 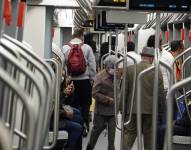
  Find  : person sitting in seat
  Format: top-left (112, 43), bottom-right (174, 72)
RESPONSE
top-left (173, 104), bottom-right (191, 136)
top-left (59, 77), bottom-right (84, 150)
top-left (51, 74), bottom-right (83, 150)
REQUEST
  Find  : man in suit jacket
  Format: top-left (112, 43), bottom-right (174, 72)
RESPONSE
top-left (120, 47), bottom-right (165, 150)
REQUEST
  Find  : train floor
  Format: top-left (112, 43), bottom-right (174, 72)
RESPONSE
top-left (82, 114), bottom-right (138, 150)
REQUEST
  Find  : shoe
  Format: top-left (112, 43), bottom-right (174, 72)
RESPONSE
top-left (86, 144), bottom-right (93, 150)
top-left (82, 126), bottom-right (88, 137)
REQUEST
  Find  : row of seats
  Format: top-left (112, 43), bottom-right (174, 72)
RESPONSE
top-left (0, 34), bottom-right (65, 150)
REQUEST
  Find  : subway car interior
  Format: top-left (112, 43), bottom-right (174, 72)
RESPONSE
top-left (0, 0), bottom-right (191, 150)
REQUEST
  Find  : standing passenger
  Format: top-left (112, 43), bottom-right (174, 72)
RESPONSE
top-left (126, 41), bottom-right (141, 66)
top-left (86, 55), bottom-right (119, 150)
top-left (62, 29), bottom-right (96, 137)
top-left (120, 47), bottom-right (165, 150)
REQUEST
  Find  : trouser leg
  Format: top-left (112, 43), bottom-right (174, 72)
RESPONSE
top-left (123, 115), bottom-right (137, 150)
top-left (107, 116), bottom-right (116, 150)
top-left (88, 114), bottom-right (105, 148)
top-left (142, 115), bottom-right (152, 150)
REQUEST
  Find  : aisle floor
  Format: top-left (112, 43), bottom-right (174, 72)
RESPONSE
top-left (82, 115), bottom-right (138, 150)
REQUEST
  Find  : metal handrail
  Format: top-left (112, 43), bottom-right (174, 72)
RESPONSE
top-left (0, 46), bottom-right (44, 150)
top-left (0, 37), bottom-right (53, 149)
top-left (43, 58), bottom-right (61, 149)
top-left (101, 50), bottom-right (124, 70)
top-left (137, 66), bottom-right (155, 150)
top-left (0, 121), bottom-right (12, 150)
top-left (0, 0), bottom-right (4, 38)
top-left (152, 12), bottom-right (161, 150)
top-left (0, 67), bottom-right (37, 150)
top-left (173, 46), bottom-right (191, 83)
top-left (182, 55), bottom-right (191, 79)
top-left (114, 58), bottom-right (124, 130)
top-left (3, 34), bottom-right (55, 148)
top-left (124, 54), bottom-right (137, 126)
top-left (115, 29), bottom-right (119, 56)
top-left (166, 76), bottom-right (191, 150)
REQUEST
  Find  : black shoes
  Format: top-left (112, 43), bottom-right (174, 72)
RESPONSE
top-left (86, 144), bottom-right (93, 150)
top-left (82, 123), bottom-right (89, 137)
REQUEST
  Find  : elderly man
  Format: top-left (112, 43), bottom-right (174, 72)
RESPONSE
top-left (120, 47), bottom-right (165, 150)
top-left (86, 55), bottom-right (118, 150)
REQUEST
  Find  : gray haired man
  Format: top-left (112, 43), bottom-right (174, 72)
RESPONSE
top-left (86, 55), bottom-right (118, 150)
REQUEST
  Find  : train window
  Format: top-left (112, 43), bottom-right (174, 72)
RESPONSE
top-left (129, 0), bottom-right (190, 11)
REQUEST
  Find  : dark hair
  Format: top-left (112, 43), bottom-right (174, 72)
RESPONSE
top-left (84, 33), bottom-right (96, 53)
top-left (84, 33), bottom-right (93, 43)
top-left (170, 40), bottom-right (183, 52)
top-left (127, 41), bottom-right (135, 52)
top-left (147, 35), bottom-right (162, 48)
top-left (99, 42), bottom-right (109, 67)
top-left (100, 42), bottom-right (109, 57)
top-left (72, 28), bottom-right (83, 38)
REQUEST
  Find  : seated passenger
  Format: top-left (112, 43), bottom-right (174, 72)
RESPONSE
top-left (57, 78), bottom-right (83, 150)
top-left (86, 55), bottom-right (119, 150)
top-left (173, 104), bottom-right (191, 136)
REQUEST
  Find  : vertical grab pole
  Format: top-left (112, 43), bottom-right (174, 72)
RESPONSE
top-left (152, 12), bottom-right (160, 150)
top-left (120, 24), bottom-right (128, 150)
top-left (115, 28), bottom-right (118, 56)
top-left (0, 0), bottom-right (4, 36)
top-left (137, 66), bottom-right (155, 150)
top-left (114, 58), bottom-right (124, 130)
top-left (124, 54), bottom-right (137, 126)
top-left (0, 0), bottom-right (4, 38)
top-left (109, 30), bottom-right (112, 53)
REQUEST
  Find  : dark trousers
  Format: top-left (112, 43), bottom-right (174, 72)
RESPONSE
top-left (72, 79), bottom-right (92, 127)
top-left (88, 114), bottom-right (116, 150)
top-left (124, 115), bottom-right (152, 150)
top-left (60, 108), bottom-right (83, 150)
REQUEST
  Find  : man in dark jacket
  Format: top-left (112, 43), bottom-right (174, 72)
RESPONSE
top-left (120, 47), bottom-right (165, 150)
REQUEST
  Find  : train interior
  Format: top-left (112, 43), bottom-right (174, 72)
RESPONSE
top-left (0, 0), bottom-right (191, 150)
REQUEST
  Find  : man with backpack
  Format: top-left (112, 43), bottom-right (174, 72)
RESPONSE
top-left (62, 29), bottom-right (96, 140)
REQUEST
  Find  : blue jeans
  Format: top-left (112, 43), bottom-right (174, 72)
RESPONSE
top-left (63, 108), bottom-right (83, 150)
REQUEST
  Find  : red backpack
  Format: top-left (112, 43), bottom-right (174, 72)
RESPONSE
top-left (67, 43), bottom-right (86, 76)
